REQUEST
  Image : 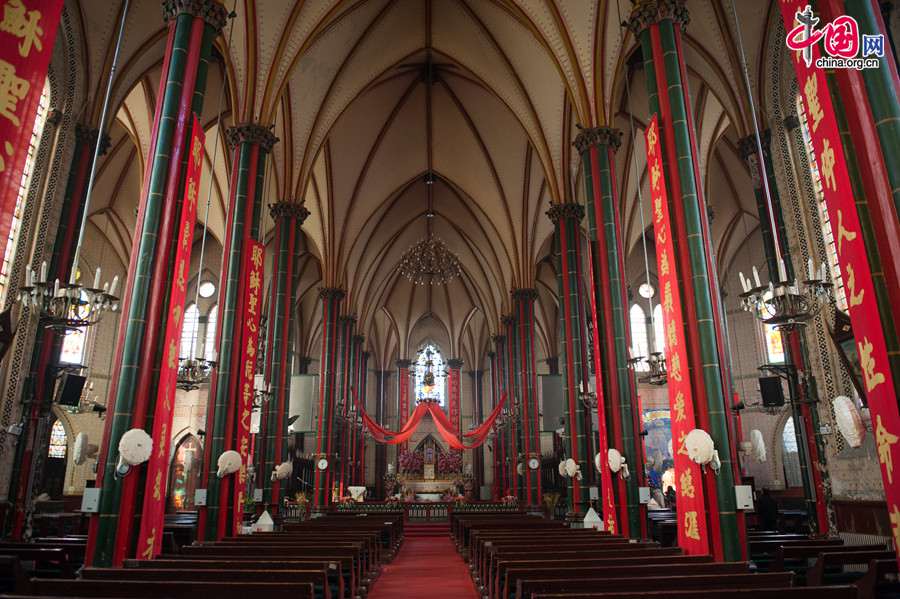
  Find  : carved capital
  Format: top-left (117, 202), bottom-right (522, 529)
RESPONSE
top-left (491, 334), bottom-right (506, 345)
top-left (352, 334), bottom-right (365, 345)
top-left (269, 202), bottom-right (310, 224)
top-left (338, 314), bottom-right (358, 326)
top-left (318, 287), bottom-right (345, 301)
top-left (397, 359), bottom-right (414, 369)
top-left (546, 202), bottom-right (585, 224)
top-left (783, 114), bottom-right (801, 131)
top-left (75, 124), bottom-right (111, 155)
top-left (501, 315), bottom-right (516, 327)
top-left (163, 0), bottom-right (229, 33)
top-left (736, 135), bottom-right (758, 161)
top-left (226, 123), bottom-right (279, 152)
top-left (625, 0), bottom-right (689, 35)
top-left (511, 288), bottom-right (538, 302)
top-left (573, 125), bottom-right (623, 154)
top-left (447, 358), bottom-right (464, 369)
top-left (486, 351), bottom-right (496, 359)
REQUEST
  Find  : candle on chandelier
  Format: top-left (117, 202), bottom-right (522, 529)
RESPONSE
top-left (752, 266), bottom-right (761, 288)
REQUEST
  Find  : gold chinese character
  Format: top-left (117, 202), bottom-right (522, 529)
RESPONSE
top-left (836, 209), bottom-right (857, 255)
top-left (656, 226), bottom-right (667, 246)
top-left (804, 74), bottom-right (824, 133)
top-left (651, 163), bottom-right (661, 191)
top-left (669, 352), bottom-right (682, 383)
top-left (246, 337), bottom-right (255, 358)
top-left (167, 340), bottom-right (177, 369)
top-left (175, 259), bottom-right (186, 291)
top-left (0, 140), bottom-right (12, 173)
top-left (152, 470), bottom-right (162, 500)
top-left (846, 263), bottom-right (864, 307)
top-left (876, 414), bottom-right (898, 483)
top-left (0, 59), bottom-right (29, 126)
top-left (647, 123), bottom-right (658, 155)
top-left (0, 0), bottom-right (43, 58)
top-left (141, 528), bottom-right (156, 559)
top-left (890, 504), bottom-right (900, 550)
top-left (186, 178), bottom-right (197, 212)
top-left (663, 281), bottom-right (674, 313)
top-left (659, 249), bottom-right (670, 276)
top-left (181, 219), bottom-right (191, 249)
top-left (679, 468), bottom-right (695, 498)
top-left (170, 303), bottom-right (182, 328)
top-left (157, 424), bottom-right (167, 458)
top-left (667, 320), bottom-right (678, 349)
top-left (251, 245), bottom-right (264, 267)
top-left (820, 139), bottom-right (836, 191)
top-left (192, 135), bottom-right (202, 168)
top-left (677, 431), bottom-right (688, 456)
top-left (654, 196), bottom-right (664, 223)
top-left (859, 337), bottom-right (886, 393)
top-left (683, 510), bottom-right (700, 540)
top-left (673, 391), bottom-right (685, 422)
top-left (249, 268), bottom-right (260, 291)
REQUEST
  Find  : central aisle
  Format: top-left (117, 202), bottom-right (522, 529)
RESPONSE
top-left (368, 524), bottom-right (479, 599)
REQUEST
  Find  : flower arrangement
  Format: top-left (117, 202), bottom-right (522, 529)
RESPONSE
top-left (437, 450), bottom-right (463, 475)
top-left (398, 449), bottom-right (424, 474)
top-left (501, 494), bottom-right (518, 505)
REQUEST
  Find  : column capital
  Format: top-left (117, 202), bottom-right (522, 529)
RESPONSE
top-left (396, 359), bottom-right (414, 369)
top-left (226, 123), bottom-right (279, 152)
top-left (546, 202), bottom-right (585, 224)
top-left (501, 315), bottom-right (516, 326)
top-left (338, 314), bottom-right (357, 325)
top-left (269, 202), bottom-right (310, 224)
top-left (447, 358), bottom-right (464, 369)
top-left (361, 350), bottom-right (370, 360)
top-left (736, 135), bottom-right (758, 160)
top-left (625, 0), bottom-right (689, 35)
top-left (511, 288), bottom-right (538, 302)
top-left (163, 0), bottom-right (229, 33)
top-left (486, 351), bottom-right (496, 358)
top-left (297, 355), bottom-right (312, 367)
top-left (318, 287), bottom-right (345, 301)
top-left (573, 125), bottom-right (622, 155)
top-left (783, 114), bottom-right (801, 131)
top-left (352, 334), bottom-right (365, 345)
top-left (491, 334), bottom-right (506, 345)
top-left (75, 124), bottom-right (111, 155)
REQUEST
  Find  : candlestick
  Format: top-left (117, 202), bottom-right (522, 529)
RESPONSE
top-left (752, 266), bottom-right (761, 288)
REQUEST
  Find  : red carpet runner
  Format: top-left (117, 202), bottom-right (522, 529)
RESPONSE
top-left (368, 523), bottom-right (479, 599)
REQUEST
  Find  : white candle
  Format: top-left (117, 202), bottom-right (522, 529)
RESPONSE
top-left (807, 257), bottom-right (815, 281)
top-left (93, 267), bottom-right (101, 290)
top-left (819, 263), bottom-right (826, 281)
top-left (53, 278), bottom-right (60, 297)
top-left (739, 272), bottom-right (749, 293)
top-left (25, 265), bottom-right (31, 287)
top-left (752, 266), bottom-right (761, 288)
top-left (40, 261), bottom-right (47, 283)
top-left (777, 258), bottom-right (787, 283)
top-left (109, 276), bottom-right (119, 297)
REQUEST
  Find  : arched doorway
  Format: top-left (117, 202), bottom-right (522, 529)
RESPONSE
top-left (43, 419), bottom-right (67, 499)
top-left (782, 417), bottom-right (803, 488)
top-left (167, 434), bottom-right (202, 512)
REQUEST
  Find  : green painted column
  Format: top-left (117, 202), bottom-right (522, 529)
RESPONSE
top-left (502, 315), bottom-right (523, 498)
top-left (576, 126), bottom-right (642, 537)
top-left (263, 202), bottom-right (309, 507)
top-left (200, 123), bottom-right (277, 541)
top-left (628, 0), bottom-right (740, 560)
top-left (491, 335), bottom-right (509, 494)
top-left (88, 1), bottom-right (225, 566)
top-left (547, 203), bottom-right (591, 517)
top-left (512, 289), bottom-right (541, 508)
top-left (312, 288), bottom-right (345, 508)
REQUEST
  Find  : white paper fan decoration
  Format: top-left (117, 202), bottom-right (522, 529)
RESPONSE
top-left (272, 461), bottom-right (293, 481)
top-left (558, 460), bottom-right (567, 476)
top-left (833, 396), bottom-right (865, 448)
top-left (750, 429), bottom-right (767, 463)
top-left (594, 452), bottom-right (602, 472)
top-left (118, 428), bottom-right (152, 466)
top-left (217, 450), bottom-right (243, 478)
top-left (73, 432), bottom-right (98, 465)
top-left (607, 448), bottom-right (624, 473)
top-left (684, 429), bottom-right (715, 465)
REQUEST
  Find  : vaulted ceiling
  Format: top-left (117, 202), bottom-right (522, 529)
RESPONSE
top-left (73, 0), bottom-right (776, 369)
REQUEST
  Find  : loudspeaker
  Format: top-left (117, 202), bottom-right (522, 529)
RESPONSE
top-left (758, 376), bottom-right (785, 407)
top-left (55, 373), bottom-right (86, 407)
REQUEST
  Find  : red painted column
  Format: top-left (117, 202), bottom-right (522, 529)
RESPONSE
top-left (447, 359), bottom-right (463, 437)
top-left (396, 359), bottom-right (412, 455)
top-left (487, 350), bottom-right (501, 499)
top-left (312, 288), bottom-right (344, 509)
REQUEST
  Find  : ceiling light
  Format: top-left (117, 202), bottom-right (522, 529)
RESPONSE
top-left (198, 280), bottom-right (216, 298)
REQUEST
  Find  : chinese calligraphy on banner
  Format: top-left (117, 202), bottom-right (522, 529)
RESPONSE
top-left (645, 114), bottom-right (709, 555)
top-left (0, 0), bottom-right (64, 259)
top-left (778, 0), bottom-right (900, 564)
top-left (448, 365), bottom-right (460, 434)
top-left (136, 115), bottom-right (204, 558)
top-left (233, 238), bottom-right (263, 535)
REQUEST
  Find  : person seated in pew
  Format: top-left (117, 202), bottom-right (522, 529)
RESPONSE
top-left (757, 488), bottom-right (779, 532)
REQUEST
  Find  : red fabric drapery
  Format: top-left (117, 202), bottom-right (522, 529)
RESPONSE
top-left (353, 388), bottom-right (507, 449)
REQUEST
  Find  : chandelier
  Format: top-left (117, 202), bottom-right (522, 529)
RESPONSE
top-left (398, 170), bottom-right (461, 286)
top-left (19, 264), bottom-right (120, 331)
top-left (638, 352), bottom-right (668, 386)
top-left (176, 357), bottom-right (216, 391)
top-left (739, 258), bottom-right (832, 331)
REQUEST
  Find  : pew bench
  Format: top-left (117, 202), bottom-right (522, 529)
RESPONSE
top-left (528, 587), bottom-right (859, 599)
top-left (21, 579), bottom-right (316, 599)
top-left (773, 544), bottom-right (889, 577)
top-left (856, 559), bottom-right (900, 599)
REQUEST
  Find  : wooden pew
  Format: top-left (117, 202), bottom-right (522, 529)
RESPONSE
top-left (0, 556), bottom-right (27, 595)
top-left (856, 558), bottom-right (900, 599)
top-left (772, 544), bottom-right (888, 575)
top-left (528, 587), bottom-right (859, 599)
top-left (0, 549), bottom-right (72, 579)
top-left (82, 567), bottom-right (332, 599)
top-left (23, 579), bottom-right (315, 599)
top-left (504, 560), bottom-right (747, 599)
top-left (519, 572), bottom-right (795, 599)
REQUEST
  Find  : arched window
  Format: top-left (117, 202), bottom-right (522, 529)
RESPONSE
top-left (0, 79), bottom-right (50, 303)
top-left (167, 434), bottom-right (202, 512)
top-left (782, 417), bottom-right (802, 488)
top-left (796, 93), bottom-right (847, 310)
top-left (204, 304), bottom-right (217, 362)
top-left (414, 343), bottom-right (446, 406)
top-left (629, 304), bottom-right (649, 371)
top-left (652, 304), bottom-right (665, 354)
top-left (180, 303), bottom-right (200, 359)
top-left (764, 324), bottom-right (785, 364)
top-left (59, 290), bottom-right (89, 365)
top-left (48, 419), bottom-right (67, 458)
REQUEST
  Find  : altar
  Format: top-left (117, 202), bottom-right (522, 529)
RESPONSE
top-left (402, 478), bottom-right (462, 501)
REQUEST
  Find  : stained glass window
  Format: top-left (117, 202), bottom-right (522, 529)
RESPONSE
top-left (180, 303), bottom-right (199, 359)
top-left (48, 419), bottom-right (66, 459)
top-left (0, 80), bottom-right (49, 304)
top-left (60, 290), bottom-right (89, 365)
top-left (764, 324), bottom-right (786, 364)
top-left (414, 344), bottom-right (446, 406)
top-left (652, 304), bottom-right (665, 354)
top-left (782, 416), bottom-right (802, 488)
top-left (204, 304), bottom-right (217, 362)
top-left (629, 304), bottom-right (649, 371)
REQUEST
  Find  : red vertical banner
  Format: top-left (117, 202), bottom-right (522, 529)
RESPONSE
top-left (398, 362), bottom-right (410, 452)
top-left (448, 364), bottom-right (461, 435)
top-left (779, 1), bottom-right (900, 562)
top-left (645, 115), bottom-right (709, 555)
top-left (233, 239), bottom-right (264, 535)
top-left (0, 0), bottom-right (64, 255)
top-left (136, 115), bottom-right (203, 558)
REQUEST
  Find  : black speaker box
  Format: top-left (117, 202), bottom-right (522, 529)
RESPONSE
top-left (55, 373), bottom-right (86, 407)
top-left (759, 376), bottom-right (785, 407)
